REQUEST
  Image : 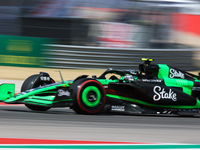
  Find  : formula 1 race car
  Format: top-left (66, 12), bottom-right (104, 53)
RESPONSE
top-left (2, 58), bottom-right (200, 116)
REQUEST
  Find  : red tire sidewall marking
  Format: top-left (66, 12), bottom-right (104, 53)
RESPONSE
top-left (77, 80), bottom-right (106, 113)
top-left (50, 79), bottom-right (55, 83)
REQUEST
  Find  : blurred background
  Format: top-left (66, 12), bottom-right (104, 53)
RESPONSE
top-left (1, 0), bottom-right (200, 70)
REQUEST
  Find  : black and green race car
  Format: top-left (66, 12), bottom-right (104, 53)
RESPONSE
top-left (1, 58), bottom-right (200, 116)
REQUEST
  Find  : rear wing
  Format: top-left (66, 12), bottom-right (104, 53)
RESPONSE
top-left (0, 84), bottom-right (15, 101)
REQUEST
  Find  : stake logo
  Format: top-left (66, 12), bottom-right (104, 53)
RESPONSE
top-left (58, 89), bottom-right (70, 97)
top-left (153, 86), bottom-right (177, 101)
top-left (169, 68), bottom-right (184, 79)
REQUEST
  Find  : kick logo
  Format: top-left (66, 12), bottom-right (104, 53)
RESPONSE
top-left (153, 86), bottom-right (177, 101)
top-left (169, 68), bottom-right (184, 79)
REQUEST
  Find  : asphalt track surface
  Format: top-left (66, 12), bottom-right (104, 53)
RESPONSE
top-left (1, 104), bottom-right (200, 144)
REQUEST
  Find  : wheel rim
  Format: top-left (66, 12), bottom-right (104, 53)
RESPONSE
top-left (82, 86), bottom-right (101, 107)
top-left (76, 79), bottom-right (106, 113)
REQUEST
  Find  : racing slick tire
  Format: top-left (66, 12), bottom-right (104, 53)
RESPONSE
top-left (21, 74), bottom-right (55, 111)
top-left (69, 78), bottom-right (106, 114)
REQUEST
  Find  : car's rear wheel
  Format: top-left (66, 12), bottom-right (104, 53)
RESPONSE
top-left (21, 74), bottom-right (55, 111)
top-left (70, 78), bottom-right (106, 114)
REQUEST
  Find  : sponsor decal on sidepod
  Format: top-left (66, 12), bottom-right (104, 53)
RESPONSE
top-left (153, 86), bottom-right (177, 101)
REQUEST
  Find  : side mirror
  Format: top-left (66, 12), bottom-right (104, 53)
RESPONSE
top-left (92, 75), bottom-right (97, 79)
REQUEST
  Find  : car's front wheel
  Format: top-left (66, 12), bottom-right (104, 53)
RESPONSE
top-left (21, 73), bottom-right (55, 111)
top-left (70, 78), bottom-right (106, 114)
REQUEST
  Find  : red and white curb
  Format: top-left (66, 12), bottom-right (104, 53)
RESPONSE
top-left (0, 138), bottom-right (199, 149)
